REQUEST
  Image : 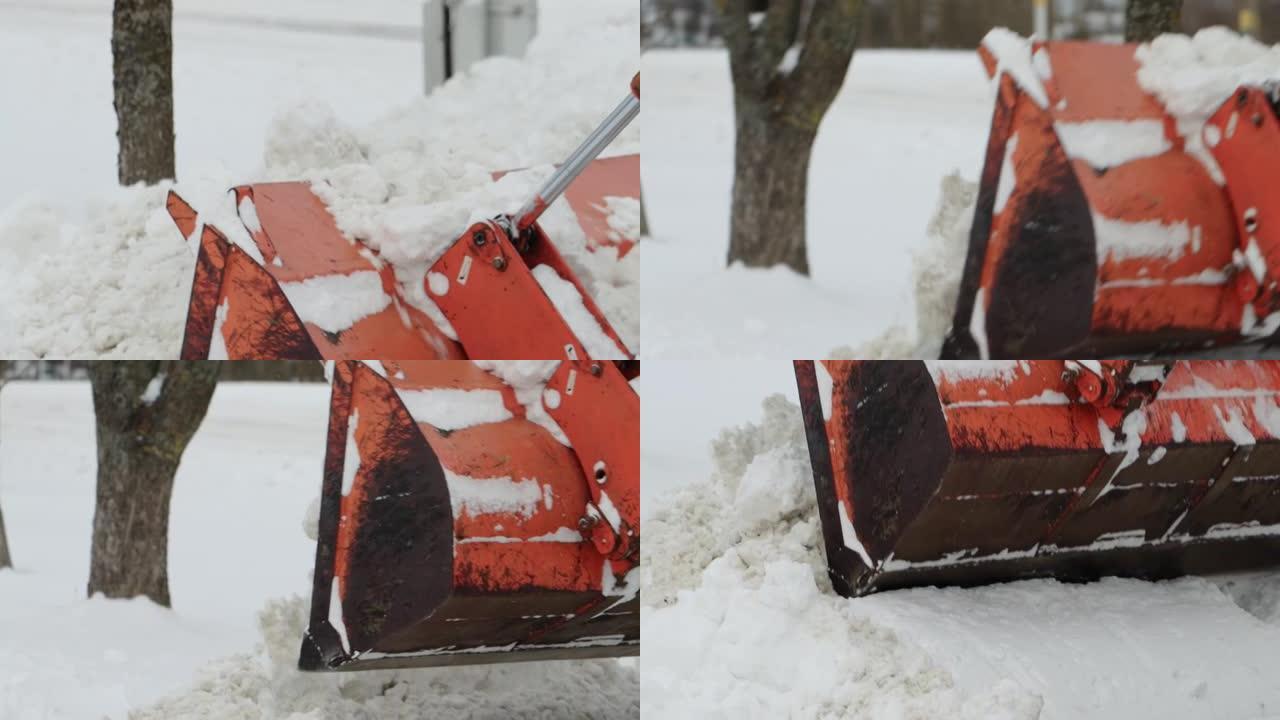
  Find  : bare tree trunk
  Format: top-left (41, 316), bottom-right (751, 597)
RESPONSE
top-left (1125, 0), bottom-right (1183, 42)
top-left (716, 0), bottom-right (863, 275)
top-left (113, 0), bottom-right (175, 185)
top-left (88, 362), bottom-right (219, 606)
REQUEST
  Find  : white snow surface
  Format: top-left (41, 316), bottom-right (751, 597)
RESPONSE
top-left (0, 0), bottom-right (639, 358)
top-left (643, 48), bottom-right (989, 359)
top-left (0, 380), bottom-right (636, 718)
top-left (642, 390), bottom-right (1280, 719)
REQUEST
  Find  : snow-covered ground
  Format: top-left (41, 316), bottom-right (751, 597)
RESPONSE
top-left (641, 49), bottom-right (991, 359)
top-left (0, 380), bottom-right (638, 718)
top-left (641, 363), bottom-right (1280, 719)
top-left (0, 0), bottom-right (638, 358)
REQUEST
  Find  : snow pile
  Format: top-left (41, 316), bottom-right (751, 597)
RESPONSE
top-left (1136, 27), bottom-right (1280, 183)
top-left (267, 0), bottom-right (640, 352)
top-left (642, 395), bottom-right (1043, 718)
top-left (643, 394), bottom-right (1280, 719)
top-left (832, 173), bottom-right (978, 359)
top-left (0, 183), bottom-right (209, 358)
top-left (133, 596), bottom-right (638, 720)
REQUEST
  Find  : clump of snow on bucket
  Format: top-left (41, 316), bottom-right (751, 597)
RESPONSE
top-left (982, 28), bottom-right (1051, 108)
top-left (1136, 28), bottom-right (1280, 183)
top-left (473, 360), bottom-right (570, 445)
top-left (833, 172), bottom-right (978, 359)
top-left (132, 596), bottom-right (638, 719)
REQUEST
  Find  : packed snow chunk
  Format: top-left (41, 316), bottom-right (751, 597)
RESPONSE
top-left (1136, 28), bottom-right (1280, 184)
top-left (445, 470), bottom-right (543, 519)
top-left (366, 201), bottom-right (472, 268)
top-left (982, 28), bottom-right (1050, 108)
top-left (0, 183), bottom-right (196, 358)
top-left (474, 359), bottom-right (571, 445)
top-left (140, 373), bottom-right (165, 405)
top-left (1137, 28), bottom-right (1280, 129)
top-left (1054, 120), bottom-right (1173, 168)
top-left (532, 264), bottom-right (628, 359)
top-left (263, 99), bottom-right (365, 174)
top-left (1094, 214), bottom-right (1194, 264)
top-left (732, 446), bottom-right (811, 534)
top-left (278, 270), bottom-right (391, 334)
top-left (643, 554), bottom-right (1043, 719)
top-left (643, 395), bottom-right (813, 607)
top-left (603, 195), bottom-right (641, 242)
top-left (396, 388), bottom-right (513, 431)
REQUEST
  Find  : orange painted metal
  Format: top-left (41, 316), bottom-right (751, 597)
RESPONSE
top-left (426, 220), bottom-right (630, 361)
top-left (1207, 86), bottom-right (1280, 321)
top-left (795, 360), bottom-right (1280, 597)
top-left (303, 360), bottom-right (639, 670)
top-left (166, 155), bottom-right (638, 361)
top-left (947, 41), bottom-right (1277, 358)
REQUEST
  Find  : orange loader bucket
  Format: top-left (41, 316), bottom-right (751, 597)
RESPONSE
top-left (302, 360), bottom-right (639, 669)
top-left (795, 360), bottom-right (1280, 597)
top-left (945, 36), bottom-right (1280, 358)
top-left (166, 154), bottom-right (637, 362)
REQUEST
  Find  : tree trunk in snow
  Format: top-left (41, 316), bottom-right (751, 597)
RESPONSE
top-left (1125, 0), bottom-right (1183, 42)
top-left (716, 0), bottom-right (863, 275)
top-left (113, 0), bottom-right (175, 185)
top-left (88, 362), bottom-right (219, 606)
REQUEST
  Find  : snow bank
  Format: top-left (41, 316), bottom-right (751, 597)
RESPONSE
top-left (642, 394), bottom-right (1280, 719)
top-left (134, 596), bottom-right (638, 720)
